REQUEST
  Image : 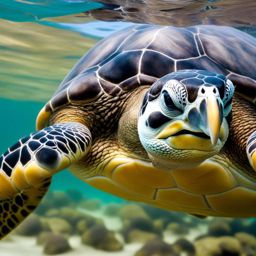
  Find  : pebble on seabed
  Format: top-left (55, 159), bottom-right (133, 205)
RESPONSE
top-left (43, 234), bottom-right (72, 255)
top-left (15, 214), bottom-right (43, 236)
top-left (119, 204), bottom-right (150, 220)
top-left (134, 238), bottom-right (179, 256)
top-left (172, 238), bottom-right (196, 256)
top-left (207, 219), bottom-right (232, 237)
top-left (81, 224), bottom-right (124, 251)
top-left (195, 236), bottom-right (242, 256)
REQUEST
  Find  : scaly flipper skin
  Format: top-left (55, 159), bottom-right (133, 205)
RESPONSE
top-left (247, 131), bottom-right (256, 171)
top-left (0, 122), bottom-right (91, 238)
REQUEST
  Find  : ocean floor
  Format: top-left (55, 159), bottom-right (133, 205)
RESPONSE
top-left (0, 190), bottom-right (256, 256)
top-left (0, 210), bottom-right (205, 256)
top-left (0, 235), bottom-right (141, 256)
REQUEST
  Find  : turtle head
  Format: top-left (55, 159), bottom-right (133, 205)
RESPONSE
top-left (138, 70), bottom-right (234, 169)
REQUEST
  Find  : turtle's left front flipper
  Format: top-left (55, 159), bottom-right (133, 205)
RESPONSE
top-left (247, 131), bottom-right (256, 171)
top-left (0, 122), bottom-right (91, 239)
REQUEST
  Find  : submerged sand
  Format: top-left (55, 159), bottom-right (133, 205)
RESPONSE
top-left (0, 207), bottom-right (206, 256)
top-left (0, 235), bottom-right (141, 256)
top-left (0, 209), bottom-right (206, 256)
top-left (1, 191), bottom-right (254, 256)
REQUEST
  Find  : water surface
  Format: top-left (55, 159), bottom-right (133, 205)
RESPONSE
top-left (89, 0), bottom-right (256, 26)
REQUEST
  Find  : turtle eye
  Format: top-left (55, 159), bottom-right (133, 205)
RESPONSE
top-left (162, 90), bottom-right (182, 116)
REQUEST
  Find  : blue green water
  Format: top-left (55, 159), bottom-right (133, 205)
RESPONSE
top-left (0, 0), bottom-right (103, 21)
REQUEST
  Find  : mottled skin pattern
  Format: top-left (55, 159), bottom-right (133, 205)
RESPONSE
top-left (0, 24), bottom-right (256, 238)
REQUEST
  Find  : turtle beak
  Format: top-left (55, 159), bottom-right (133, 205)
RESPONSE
top-left (156, 89), bottom-right (224, 149)
top-left (201, 95), bottom-right (222, 146)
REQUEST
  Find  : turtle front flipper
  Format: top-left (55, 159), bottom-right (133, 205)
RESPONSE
top-left (0, 122), bottom-right (91, 238)
top-left (247, 131), bottom-right (256, 171)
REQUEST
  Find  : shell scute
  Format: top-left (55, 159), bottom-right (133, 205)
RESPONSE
top-left (177, 56), bottom-right (227, 75)
top-left (119, 26), bottom-right (162, 51)
top-left (60, 26), bottom-right (137, 86)
top-left (148, 27), bottom-right (199, 59)
top-left (228, 74), bottom-right (256, 99)
top-left (68, 73), bottom-right (101, 102)
top-left (199, 26), bottom-right (256, 80)
top-left (141, 50), bottom-right (174, 78)
top-left (51, 90), bottom-right (68, 109)
top-left (98, 50), bottom-right (141, 84)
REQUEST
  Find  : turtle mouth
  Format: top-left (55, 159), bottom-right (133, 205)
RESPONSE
top-left (171, 130), bottom-right (210, 139)
top-left (155, 120), bottom-right (227, 150)
top-left (162, 129), bottom-right (221, 152)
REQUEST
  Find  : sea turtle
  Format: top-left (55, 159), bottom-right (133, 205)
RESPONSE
top-left (0, 24), bottom-right (256, 238)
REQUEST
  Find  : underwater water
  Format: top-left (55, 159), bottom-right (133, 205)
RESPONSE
top-left (0, 1), bottom-right (256, 256)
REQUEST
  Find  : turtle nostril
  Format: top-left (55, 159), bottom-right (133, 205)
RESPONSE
top-left (213, 88), bottom-right (217, 94)
top-left (201, 88), bottom-right (205, 94)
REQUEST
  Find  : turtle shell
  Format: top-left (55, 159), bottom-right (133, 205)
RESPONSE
top-left (36, 24), bottom-right (256, 130)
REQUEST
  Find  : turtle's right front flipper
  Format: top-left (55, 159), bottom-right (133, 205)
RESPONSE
top-left (0, 122), bottom-right (91, 239)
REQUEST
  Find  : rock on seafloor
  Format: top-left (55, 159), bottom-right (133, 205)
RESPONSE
top-left (165, 222), bottom-right (189, 235)
top-left (172, 238), bottom-right (196, 256)
top-left (122, 216), bottom-right (162, 243)
top-left (43, 234), bottom-right (72, 255)
top-left (235, 232), bottom-right (256, 252)
top-left (15, 214), bottom-right (43, 236)
top-left (135, 238), bottom-right (179, 256)
top-left (81, 224), bottom-right (124, 251)
top-left (207, 219), bottom-right (232, 237)
top-left (45, 217), bottom-right (73, 236)
top-left (125, 229), bottom-right (160, 244)
top-left (36, 231), bottom-right (55, 245)
top-left (119, 204), bottom-right (150, 220)
top-left (195, 236), bottom-right (242, 256)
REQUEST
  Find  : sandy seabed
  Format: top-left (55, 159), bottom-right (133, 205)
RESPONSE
top-left (0, 208), bottom-right (206, 256)
top-left (0, 235), bottom-right (141, 256)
